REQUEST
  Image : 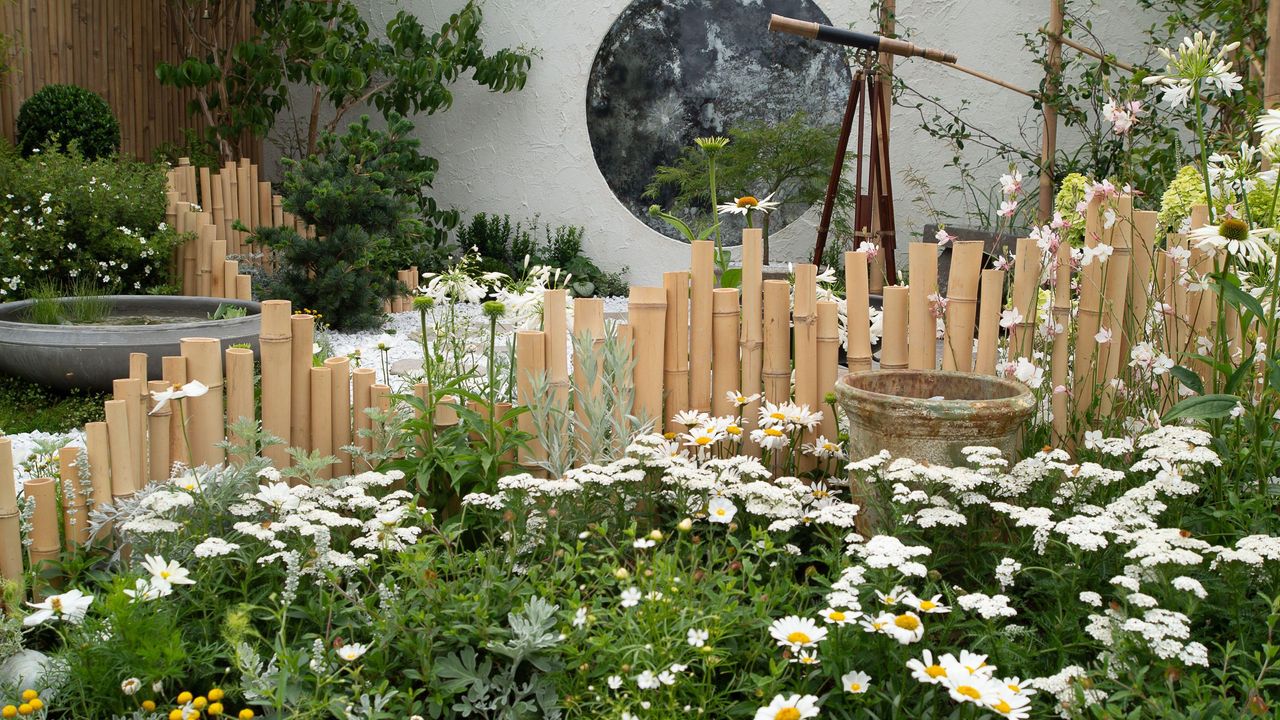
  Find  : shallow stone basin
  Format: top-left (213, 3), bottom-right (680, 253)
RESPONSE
top-left (0, 296), bottom-right (260, 391)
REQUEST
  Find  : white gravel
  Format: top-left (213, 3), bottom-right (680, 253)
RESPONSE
top-left (5, 428), bottom-right (84, 496)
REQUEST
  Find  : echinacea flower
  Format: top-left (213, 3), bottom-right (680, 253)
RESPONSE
top-left (753, 693), bottom-right (820, 720)
top-left (769, 616), bottom-right (828, 651)
top-left (717, 192), bottom-right (780, 218)
top-left (1189, 218), bottom-right (1273, 263)
top-left (24, 588), bottom-right (93, 626)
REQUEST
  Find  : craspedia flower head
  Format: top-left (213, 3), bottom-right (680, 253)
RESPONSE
top-left (482, 300), bottom-right (506, 319)
top-left (412, 295), bottom-right (435, 312)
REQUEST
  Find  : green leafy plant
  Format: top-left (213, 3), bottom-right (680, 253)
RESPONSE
top-left (456, 213), bottom-right (629, 297)
top-left (16, 84), bottom-right (121, 160)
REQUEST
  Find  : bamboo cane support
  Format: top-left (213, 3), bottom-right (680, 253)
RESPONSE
top-left (236, 162), bottom-right (251, 247)
top-left (942, 241), bottom-right (984, 372)
top-left (352, 367), bottom-right (376, 467)
top-left (211, 171), bottom-right (226, 244)
top-left (257, 181), bottom-right (271, 233)
top-left (146, 381), bottom-right (171, 482)
top-left (60, 446), bottom-right (87, 549)
top-left (629, 287), bottom-right (668, 429)
top-left (762, 280), bottom-right (791, 404)
top-left (370, 384), bottom-right (391, 447)
top-left (105, 399), bottom-right (136, 501)
top-left (236, 274), bottom-right (251, 301)
top-left (113, 378), bottom-right (144, 494)
top-left (615, 324), bottom-right (635, 429)
top-left (128, 353), bottom-right (149, 480)
top-left (162, 355), bottom-right (189, 468)
top-left (198, 166), bottom-right (211, 210)
top-left (712, 288), bottom-right (741, 417)
top-left (881, 286), bottom-right (910, 370)
top-left (197, 224), bottom-right (216, 297)
top-left (908, 243), bottom-right (938, 369)
top-left (662, 271), bottom-right (690, 431)
top-left (1099, 196), bottom-right (1134, 414)
top-left (310, 366), bottom-right (333, 481)
top-left (1009, 237), bottom-right (1041, 361)
top-left (181, 338), bottom-right (225, 468)
top-left (845, 251), bottom-right (873, 372)
top-left (1074, 199), bottom-right (1108, 416)
top-left (253, 301), bottom-right (288, 467)
top-left (515, 330), bottom-right (547, 468)
top-left (690, 240), bottom-right (714, 411)
top-left (975, 269), bottom-right (1005, 375)
top-left (435, 395), bottom-right (460, 429)
top-left (25, 477), bottom-right (59, 572)
top-left (0, 437), bottom-right (22, 581)
top-left (1051, 241), bottom-right (1073, 444)
top-left (210, 239), bottom-right (227, 298)
top-left (572, 297), bottom-right (605, 461)
top-left (290, 314), bottom-right (315, 453)
top-left (793, 264), bottom-right (819, 412)
top-left (1126, 210), bottom-right (1159, 359)
top-left (325, 356), bottom-right (353, 477)
top-left (816, 301), bottom-right (839, 440)
top-left (226, 348), bottom-right (255, 458)
top-left (220, 260), bottom-right (236, 299)
top-left (544, 289), bottom-right (570, 412)
top-left (83, 422), bottom-right (112, 537)
top-left (740, 229), bottom-right (764, 443)
top-left (219, 167), bottom-right (234, 252)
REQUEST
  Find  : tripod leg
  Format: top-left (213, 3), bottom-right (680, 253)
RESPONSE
top-left (813, 66), bottom-right (865, 265)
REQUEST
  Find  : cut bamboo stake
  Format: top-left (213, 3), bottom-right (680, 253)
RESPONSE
top-left (60, 446), bottom-right (88, 549)
top-left (259, 300), bottom-right (291, 467)
top-left (881, 286), bottom-right (910, 370)
top-left (816, 301), bottom-right (839, 440)
top-left (662, 271), bottom-right (690, 431)
top-left (845, 251), bottom-right (873, 372)
top-left (211, 170), bottom-right (226, 244)
top-left (1099, 195), bottom-right (1134, 414)
top-left (236, 162), bottom-right (251, 248)
top-left (113, 378), bottom-right (144, 493)
top-left (908, 243), bottom-right (938, 369)
top-left (325, 356), bottom-right (353, 477)
top-left (1009, 237), bottom-right (1040, 361)
top-left (105, 399), bottom-right (136, 502)
top-left (573, 297), bottom-right (606, 461)
top-left (226, 348), bottom-right (255, 458)
top-left (181, 338), bottom-right (225, 469)
top-left (162, 355), bottom-right (190, 468)
top-left (0, 437), bottom-right (22, 581)
top-left (84, 422), bottom-right (112, 537)
top-left (740, 230), bottom-right (765, 443)
top-left (975, 269), bottom-right (1005, 375)
top-left (1126, 210), bottom-right (1159, 358)
top-left (615, 324), bottom-right (635, 429)
top-left (146, 381), bottom-right (172, 482)
top-left (543, 289), bottom-right (570, 412)
top-left (793, 264), bottom-right (819, 412)
top-left (352, 367), bottom-right (376, 468)
top-left (310, 366), bottom-right (333, 481)
top-left (629, 286), bottom-right (668, 429)
top-left (257, 181), bottom-right (271, 234)
top-left (370, 383), bottom-right (391, 449)
top-left (25, 477), bottom-right (59, 572)
top-left (690, 240), bottom-right (714, 411)
top-left (128, 353), bottom-right (149, 481)
top-left (942, 241), bottom-right (983, 372)
top-left (1074, 199), bottom-right (1108, 416)
top-left (762, 280), bottom-right (791, 404)
top-left (290, 314), bottom-right (315, 453)
top-left (1051, 241), bottom-right (1073, 444)
top-left (712, 288), bottom-right (741, 417)
top-left (210, 238), bottom-right (227, 298)
top-left (515, 330), bottom-right (547, 469)
top-left (197, 224), bottom-right (216, 296)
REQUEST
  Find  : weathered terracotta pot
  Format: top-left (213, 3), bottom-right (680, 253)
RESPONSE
top-left (836, 369), bottom-right (1035, 466)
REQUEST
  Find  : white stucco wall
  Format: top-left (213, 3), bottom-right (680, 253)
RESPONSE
top-left (296, 0), bottom-right (1162, 286)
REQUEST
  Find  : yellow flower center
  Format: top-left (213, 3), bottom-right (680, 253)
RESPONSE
top-left (769, 412), bottom-right (786, 422)
top-left (993, 699), bottom-right (1013, 714)
top-left (957, 685), bottom-right (982, 700)
top-left (737, 196), bottom-right (760, 208)
top-left (894, 614), bottom-right (920, 630)
top-left (849, 682), bottom-right (862, 692)
top-left (161, 570), bottom-right (171, 579)
top-left (926, 664), bottom-right (947, 678)
top-left (828, 610), bottom-right (846, 621)
top-left (764, 428), bottom-right (784, 437)
top-left (50, 598), bottom-right (62, 612)
top-left (736, 395), bottom-right (747, 403)
top-left (695, 436), bottom-right (712, 446)
top-left (799, 655), bottom-right (818, 664)
top-left (775, 709), bottom-right (800, 720)
top-left (727, 425), bottom-right (741, 435)
top-left (1007, 683), bottom-right (1022, 693)
top-left (715, 508), bottom-right (728, 516)
top-left (919, 600), bottom-right (937, 611)
top-left (663, 432), bottom-right (676, 440)
top-left (785, 631), bottom-right (811, 644)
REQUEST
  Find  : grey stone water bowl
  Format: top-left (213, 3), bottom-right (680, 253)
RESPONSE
top-left (836, 369), bottom-right (1035, 467)
top-left (0, 296), bottom-right (260, 391)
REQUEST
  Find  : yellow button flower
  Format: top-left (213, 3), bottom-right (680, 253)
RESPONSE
top-left (208, 702), bottom-right (224, 716)
top-left (142, 700), bottom-right (157, 711)
top-left (207, 689), bottom-right (224, 702)
top-left (19, 693), bottom-right (35, 703)
top-left (239, 710), bottom-right (255, 720)
top-left (177, 692), bottom-right (193, 704)
top-left (2, 705), bottom-right (16, 719)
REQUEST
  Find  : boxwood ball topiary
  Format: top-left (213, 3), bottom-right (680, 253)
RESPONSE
top-left (17, 84), bottom-right (121, 160)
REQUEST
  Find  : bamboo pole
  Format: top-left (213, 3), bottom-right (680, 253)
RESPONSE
top-left (370, 384), bottom-right (391, 448)
top-left (816, 301), bottom-right (839, 440)
top-left (236, 274), bottom-right (251, 301)
top-left (113, 378), bottom-right (144, 493)
top-left (0, 437), bottom-right (22, 582)
top-left (221, 259), bottom-right (237, 299)
top-left (629, 286), bottom-right (668, 429)
top-left (712, 288), bottom-right (741, 417)
top-left (257, 181), bottom-right (272, 234)
top-left (908, 243), bottom-right (938, 369)
top-left (845, 251), bottom-right (873, 372)
top-left (290, 313), bottom-right (315, 454)
top-left (25, 477), bottom-right (59, 572)
top-left (128, 353), bottom-right (148, 482)
top-left (662, 271), bottom-right (690, 431)
top-left (572, 297), bottom-right (605, 461)
top-left (942, 241), bottom-right (984, 372)
top-left (975, 269), bottom-right (1005, 375)
top-left (162, 356), bottom-right (189, 468)
top-left (210, 239), bottom-right (227, 298)
top-left (515, 330), bottom-right (547, 469)
top-left (84, 422), bottom-right (112, 536)
top-left (211, 170), bottom-right (226, 245)
top-left (762, 280), bottom-right (791, 404)
top-left (309, 366), bottom-right (333, 481)
top-left (1074, 199), bottom-right (1108, 416)
top-left (181, 338), bottom-right (225, 468)
top-left (1099, 195), bottom-right (1134, 414)
top-left (615, 324), bottom-right (635, 429)
top-left (105, 399), bottom-right (136, 502)
top-left (325, 356), bottom-right (353, 477)
top-left (236, 161), bottom-right (251, 249)
top-left (60, 446), bottom-right (87, 549)
top-left (881, 286), bottom-right (910, 370)
top-left (1041, 0), bottom-right (1063, 222)
top-left (352, 367), bottom-right (376, 468)
top-left (197, 224), bottom-right (215, 297)
top-left (544, 289), bottom-right (570, 413)
top-left (1125, 210), bottom-right (1159, 358)
top-left (1009, 237), bottom-right (1041, 360)
top-left (146, 381), bottom-right (172, 482)
top-left (793, 264), bottom-right (819, 412)
top-left (219, 167), bottom-right (234, 251)
top-left (1051, 241), bottom-right (1073, 444)
top-left (690, 240), bottom-right (714, 411)
top-left (740, 229), bottom-right (764, 441)
top-left (226, 348), bottom-right (255, 458)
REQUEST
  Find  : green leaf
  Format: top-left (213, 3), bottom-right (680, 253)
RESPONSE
top-left (1217, 280), bottom-right (1266, 321)
top-left (720, 267), bottom-right (742, 289)
top-left (1161, 393), bottom-right (1240, 423)
top-left (1170, 365), bottom-right (1203, 395)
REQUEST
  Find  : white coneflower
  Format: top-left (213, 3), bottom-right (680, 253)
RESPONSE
top-left (1189, 217), bottom-right (1273, 263)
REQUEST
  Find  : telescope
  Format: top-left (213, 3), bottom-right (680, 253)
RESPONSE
top-left (768, 14), bottom-right (957, 64)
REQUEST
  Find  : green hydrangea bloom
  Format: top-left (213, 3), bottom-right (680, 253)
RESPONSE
top-left (1053, 173), bottom-right (1090, 246)
top-left (1158, 165), bottom-right (1207, 232)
